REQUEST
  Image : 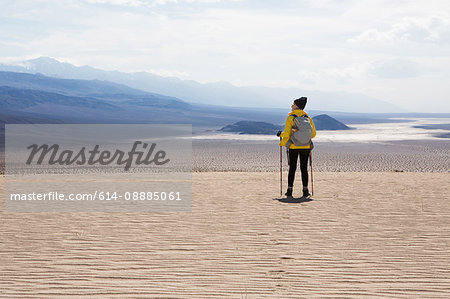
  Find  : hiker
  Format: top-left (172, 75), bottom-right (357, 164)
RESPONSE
top-left (279, 97), bottom-right (316, 197)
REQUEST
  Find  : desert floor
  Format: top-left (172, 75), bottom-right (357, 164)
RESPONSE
top-left (1, 139), bottom-right (450, 298)
top-left (1, 170), bottom-right (449, 298)
top-left (192, 140), bottom-right (450, 172)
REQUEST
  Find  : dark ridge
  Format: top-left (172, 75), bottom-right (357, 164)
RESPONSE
top-left (219, 121), bottom-right (281, 135)
top-left (219, 114), bottom-right (352, 135)
top-left (311, 114), bottom-right (351, 130)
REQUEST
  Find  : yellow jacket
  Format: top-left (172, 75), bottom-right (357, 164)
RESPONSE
top-left (279, 109), bottom-right (316, 149)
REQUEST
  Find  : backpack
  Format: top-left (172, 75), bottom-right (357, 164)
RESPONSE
top-left (289, 114), bottom-right (312, 146)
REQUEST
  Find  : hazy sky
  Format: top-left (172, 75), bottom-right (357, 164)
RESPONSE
top-left (1, 0), bottom-right (450, 112)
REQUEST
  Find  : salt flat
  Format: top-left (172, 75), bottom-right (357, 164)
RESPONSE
top-left (193, 139), bottom-right (450, 172)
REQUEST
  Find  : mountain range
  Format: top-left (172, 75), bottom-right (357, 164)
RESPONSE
top-left (0, 71), bottom-right (291, 128)
top-left (0, 57), bottom-right (404, 113)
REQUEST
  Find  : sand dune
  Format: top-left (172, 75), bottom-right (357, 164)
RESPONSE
top-left (1, 172), bottom-right (449, 298)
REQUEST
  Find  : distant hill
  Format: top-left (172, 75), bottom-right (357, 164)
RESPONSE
top-left (0, 57), bottom-right (405, 113)
top-left (0, 71), bottom-right (192, 111)
top-left (0, 71), bottom-right (194, 122)
top-left (0, 71), bottom-right (148, 96)
top-left (311, 114), bottom-right (351, 130)
top-left (219, 121), bottom-right (281, 135)
top-left (0, 86), bottom-right (119, 110)
top-left (434, 132), bottom-right (450, 138)
top-left (219, 114), bottom-right (350, 134)
top-left (413, 123), bottom-right (450, 139)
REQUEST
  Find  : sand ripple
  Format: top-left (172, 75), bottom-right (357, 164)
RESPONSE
top-left (1, 172), bottom-right (449, 298)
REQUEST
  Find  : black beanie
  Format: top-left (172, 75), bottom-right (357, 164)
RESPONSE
top-left (294, 97), bottom-right (307, 110)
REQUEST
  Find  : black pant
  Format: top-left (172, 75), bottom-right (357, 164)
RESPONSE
top-left (288, 148), bottom-right (311, 188)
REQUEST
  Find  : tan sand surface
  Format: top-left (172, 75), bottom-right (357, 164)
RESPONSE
top-left (1, 172), bottom-right (449, 298)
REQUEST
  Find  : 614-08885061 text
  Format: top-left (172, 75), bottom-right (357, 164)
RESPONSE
top-left (101, 191), bottom-right (182, 201)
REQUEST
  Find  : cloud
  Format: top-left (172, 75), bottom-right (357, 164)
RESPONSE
top-left (84, 0), bottom-right (146, 6)
top-left (153, 0), bottom-right (229, 3)
top-left (1, 0), bottom-right (450, 112)
top-left (146, 68), bottom-right (190, 78)
top-left (367, 59), bottom-right (423, 79)
top-left (298, 58), bottom-right (426, 83)
top-left (83, 0), bottom-right (242, 7)
top-left (349, 14), bottom-right (450, 44)
top-left (297, 64), bottom-right (367, 85)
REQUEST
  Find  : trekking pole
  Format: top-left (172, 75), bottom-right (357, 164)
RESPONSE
top-left (280, 144), bottom-right (282, 197)
top-left (310, 151), bottom-right (314, 196)
top-left (277, 131), bottom-right (282, 197)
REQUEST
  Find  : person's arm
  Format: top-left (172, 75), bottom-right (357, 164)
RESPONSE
top-left (279, 116), bottom-right (293, 147)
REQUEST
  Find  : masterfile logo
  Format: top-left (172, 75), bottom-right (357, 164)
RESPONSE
top-left (4, 124), bottom-right (192, 212)
top-left (26, 141), bottom-right (170, 171)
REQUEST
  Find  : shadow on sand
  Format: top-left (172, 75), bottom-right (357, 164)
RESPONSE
top-left (274, 196), bottom-right (314, 204)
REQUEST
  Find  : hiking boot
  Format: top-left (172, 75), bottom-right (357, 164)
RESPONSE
top-left (302, 188), bottom-right (311, 198)
top-left (285, 187), bottom-right (293, 197)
